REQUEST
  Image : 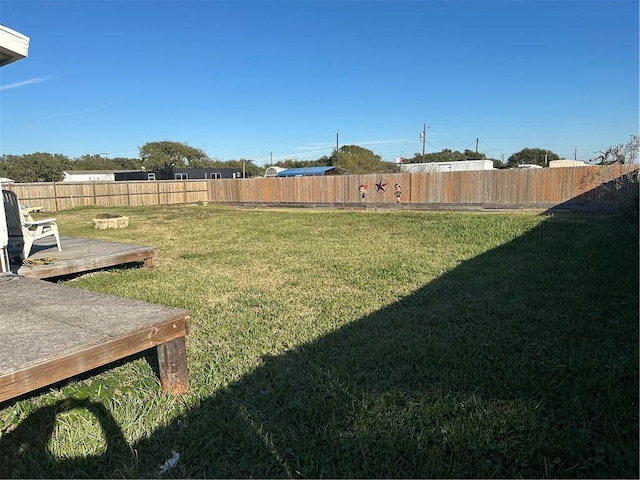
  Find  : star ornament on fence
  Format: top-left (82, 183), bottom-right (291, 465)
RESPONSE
top-left (375, 178), bottom-right (388, 192)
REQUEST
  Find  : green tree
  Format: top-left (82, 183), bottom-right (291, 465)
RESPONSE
top-left (275, 159), bottom-right (328, 169)
top-left (209, 159), bottom-right (264, 177)
top-left (493, 159), bottom-right (507, 169)
top-left (507, 148), bottom-right (559, 167)
top-left (71, 154), bottom-right (142, 171)
top-left (110, 157), bottom-right (144, 170)
top-left (331, 145), bottom-right (390, 174)
top-left (316, 155), bottom-right (333, 167)
top-left (463, 149), bottom-right (486, 160)
top-left (405, 149), bottom-right (464, 163)
top-left (0, 153), bottom-right (70, 182)
top-left (185, 157), bottom-right (217, 169)
top-left (431, 149), bottom-right (465, 162)
top-left (139, 141), bottom-right (209, 170)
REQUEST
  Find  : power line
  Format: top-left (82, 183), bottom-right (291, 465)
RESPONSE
top-left (204, 129), bottom-right (620, 165)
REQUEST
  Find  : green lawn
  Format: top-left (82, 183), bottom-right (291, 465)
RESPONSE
top-left (1, 205), bottom-right (638, 478)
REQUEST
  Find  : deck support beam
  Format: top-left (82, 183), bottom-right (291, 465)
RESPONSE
top-left (157, 337), bottom-right (189, 395)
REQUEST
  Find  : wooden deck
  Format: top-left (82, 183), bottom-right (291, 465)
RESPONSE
top-left (0, 274), bottom-right (189, 403)
top-left (13, 236), bottom-right (157, 279)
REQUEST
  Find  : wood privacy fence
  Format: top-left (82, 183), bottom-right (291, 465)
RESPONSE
top-left (5, 180), bottom-right (210, 211)
top-left (4, 165), bottom-right (638, 213)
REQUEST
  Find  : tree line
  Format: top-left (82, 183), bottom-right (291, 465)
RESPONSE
top-left (0, 143), bottom-right (267, 183)
top-left (1, 136), bottom-right (637, 184)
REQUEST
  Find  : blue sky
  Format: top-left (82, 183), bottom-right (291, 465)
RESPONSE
top-left (0, 0), bottom-right (638, 165)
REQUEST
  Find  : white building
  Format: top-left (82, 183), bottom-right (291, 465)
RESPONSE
top-left (264, 166), bottom-right (286, 177)
top-left (62, 170), bottom-right (117, 182)
top-left (400, 160), bottom-right (494, 173)
top-left (63, 170), bottom-right (116, 182)
top-left (62, 170), bottom-right (145, 182)
top-left (549, 159), bottom-right (588, 168)
top-left (517, 164), bottom-right (543, 169)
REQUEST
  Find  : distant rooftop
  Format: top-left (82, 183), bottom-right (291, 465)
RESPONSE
top-left (277, 166), bottom-right (341, 177)
top-left (63, 170), bottom-right (142, 175)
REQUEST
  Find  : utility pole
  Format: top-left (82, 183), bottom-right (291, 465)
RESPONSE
top-left (420, 123), bottom-right (427, 161)
top-left (475, 138), bottom-right (479, 159)
top-left (574, 147), bottom-right (577, 161)
top-left (270, 152), bottom-right (273, 166)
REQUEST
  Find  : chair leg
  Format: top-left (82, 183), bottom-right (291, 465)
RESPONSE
top-left (54, 230), bottom-right (62, 252)
top-left (22, 237), bottom-right (35, 260)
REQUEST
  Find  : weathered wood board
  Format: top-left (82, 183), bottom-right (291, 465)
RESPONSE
top-left (15, 237), bottom-right (157, 279)
top-left (0, 275), bottom-right (189, 403)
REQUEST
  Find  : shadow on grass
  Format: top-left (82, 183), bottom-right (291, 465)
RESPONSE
top-left (0, 398), bottom-right (136, 477)
top-left (1, 215), bottom-right (638, 478)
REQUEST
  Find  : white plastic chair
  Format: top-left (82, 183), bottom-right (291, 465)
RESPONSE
top-left (2, 189), bottom-right (61, 260)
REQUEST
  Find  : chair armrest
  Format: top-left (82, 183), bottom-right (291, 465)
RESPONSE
top-left (24, 218), bottom-right (57, 226)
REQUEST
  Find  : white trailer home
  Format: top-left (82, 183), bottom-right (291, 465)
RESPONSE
top-left (399, 160), bottom-right (494, 173)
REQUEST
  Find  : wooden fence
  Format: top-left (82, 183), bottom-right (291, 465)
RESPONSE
top-left (4, 165), bottom-right (638, 213)
top-left (5, 180), bottom-right (209, 212)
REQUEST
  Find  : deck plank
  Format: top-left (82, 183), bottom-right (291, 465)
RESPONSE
top-left (0, 275), bottom-right (189, 403)
top-left (15, 237), bottom-right (157, 279)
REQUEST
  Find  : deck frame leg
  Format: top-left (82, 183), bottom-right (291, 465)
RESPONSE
top-left (157, 337), bottom-right (189, 395)
top-left (143, 257), bottom-right (154, 270)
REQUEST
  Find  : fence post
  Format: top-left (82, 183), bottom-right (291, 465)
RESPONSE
top-left (211, 179), bottom-right (216, 203)
top-left (53, 182), bottom-right (59, 211)
top-left (483, 170), bottom-right (489, 207)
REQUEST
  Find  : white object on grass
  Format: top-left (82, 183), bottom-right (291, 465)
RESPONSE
top-left (159, 450), bottom-right (180, 474)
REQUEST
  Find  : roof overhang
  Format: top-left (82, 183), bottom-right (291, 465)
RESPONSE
top-left (0, 25), bottom-right (30, 67)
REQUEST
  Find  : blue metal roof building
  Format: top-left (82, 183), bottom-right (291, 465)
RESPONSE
top-left (276, 166), bottom-right (340, 177)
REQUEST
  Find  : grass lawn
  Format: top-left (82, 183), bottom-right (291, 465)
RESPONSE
top-left (1, 205), bottom-right (638, 478)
